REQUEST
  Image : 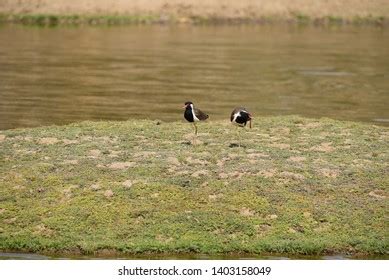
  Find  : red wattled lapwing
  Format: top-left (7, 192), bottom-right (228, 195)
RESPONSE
top-left (183, 101), bottom-right (209, 136)
top-left (230, 107), bottom-right (252, 147)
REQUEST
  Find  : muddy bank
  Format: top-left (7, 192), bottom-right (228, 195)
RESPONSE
top-left (1, 251), bottom-right (387, 260)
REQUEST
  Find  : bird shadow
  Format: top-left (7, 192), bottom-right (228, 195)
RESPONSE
top-left (180, 141), bottom-right (208, 146)
top-left (229, 143), bottom-right (246, 148)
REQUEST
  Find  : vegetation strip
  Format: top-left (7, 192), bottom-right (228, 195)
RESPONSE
top-left (0, 14), bottom-right (387, 26)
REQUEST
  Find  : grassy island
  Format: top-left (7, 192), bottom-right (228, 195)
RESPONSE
top-left (0, 116), bottom-right (388, 257)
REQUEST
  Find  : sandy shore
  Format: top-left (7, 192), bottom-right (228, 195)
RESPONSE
top-left (1, 0), bottom-right (388, 21)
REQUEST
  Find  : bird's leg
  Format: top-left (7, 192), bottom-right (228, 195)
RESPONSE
top-left (238, 126), bottom-right (240, 148)
top-left (235, 125), bottom-right (240, 148)
top-left (192, 123), bottom-right (198, 145)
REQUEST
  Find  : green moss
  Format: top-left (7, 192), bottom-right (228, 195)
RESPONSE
top-left (0, 116), bottom-right (388, 256)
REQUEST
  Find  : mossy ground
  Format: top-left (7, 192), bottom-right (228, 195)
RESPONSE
top-left (0, 116), bottom-right (388, 256)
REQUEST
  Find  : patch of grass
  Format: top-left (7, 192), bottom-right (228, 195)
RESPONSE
top-left (3, 14), bottom-right (161, 26)
top-left (327, 15), bottom-right (344, 25)
top-left (352, 15), bottom-right (387, 26)
top-left (0, 116), bottom-right (388, 256)
top-left (294, 13), bottom-right (311, 25)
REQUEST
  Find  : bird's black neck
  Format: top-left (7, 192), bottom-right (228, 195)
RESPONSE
top-left (184, 107), bottom-right (194, 122)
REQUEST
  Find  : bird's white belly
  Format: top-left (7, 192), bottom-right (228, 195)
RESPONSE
top-left (233, 112), bottom-right (241, 123)
top-left (192, 110), bottom-right (200, 122)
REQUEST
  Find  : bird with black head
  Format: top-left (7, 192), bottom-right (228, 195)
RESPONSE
top-left (230, 107), bottom-right (252, 147)
top-left (183, 101), bottom-right (209, 137)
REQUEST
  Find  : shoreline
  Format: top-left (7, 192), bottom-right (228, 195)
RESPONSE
top-left (0, 13), bottom-right (387, 27)
top-left (1, 249), bottom-right (387, 260)
top-left (1, 0), bottom-right (388, 27)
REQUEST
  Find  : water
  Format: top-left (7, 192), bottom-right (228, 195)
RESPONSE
top-left (0, 24), bottom-right (388, 130)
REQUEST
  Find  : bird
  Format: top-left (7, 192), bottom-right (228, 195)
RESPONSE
top-left (183, 101), bottom-right (209, 136)
top-left (230, 107), bottom-right (252, 147)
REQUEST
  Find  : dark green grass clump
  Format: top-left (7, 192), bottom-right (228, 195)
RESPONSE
top-left (0, 14), bottom-right (161, 26)
top-left (0, 116), bottom-right (388, 256)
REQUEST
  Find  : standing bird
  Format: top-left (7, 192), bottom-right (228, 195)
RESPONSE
top-left (183, 101), bottom-right (209, 136)
top-left (230, 107), bottom-right (252, 147)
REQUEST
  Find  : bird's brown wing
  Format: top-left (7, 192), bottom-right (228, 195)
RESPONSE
top-left (230, 111), bottom-right (235, 122)
top-left (194, 108), bottom-right (209, 121)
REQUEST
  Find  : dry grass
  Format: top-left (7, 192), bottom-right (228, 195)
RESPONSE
top-left (0, 0), bottom-right (388, 19)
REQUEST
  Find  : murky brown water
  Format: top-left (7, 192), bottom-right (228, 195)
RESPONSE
top-left (0, 24), bottom-right (388, 130)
